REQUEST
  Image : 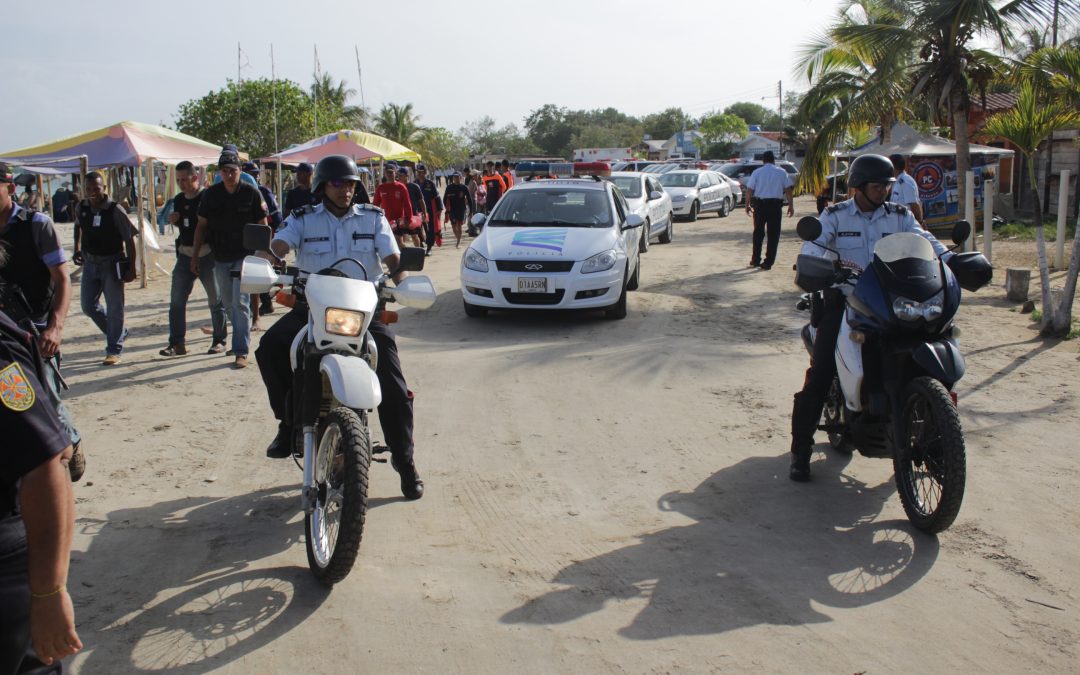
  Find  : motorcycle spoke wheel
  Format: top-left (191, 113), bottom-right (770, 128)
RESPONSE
top-left (305, 407), bottom-right (371, 586)
top-left (893, 377), bottom-right (966, 534)
top-left (823, 377), bottom-right (853, 454)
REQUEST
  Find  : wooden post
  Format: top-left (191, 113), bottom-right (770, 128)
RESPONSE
top-left (1056, 169), bottom-right (1070, 269)
top-left (964, 170), bottom-right (975, 252)
top-left (983, 179), bottom-right (993, 263)
top-left (78, 156), bottom-right (88, 201)
top-left (138, 159), bottom-right (151, 288)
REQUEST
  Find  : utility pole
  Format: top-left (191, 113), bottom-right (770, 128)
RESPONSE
top-left (355, 45), bottom-right (366, 113)
top-left (313, 45), bottom-right (320, 136)
top-left (762, 80), bottom-right (783, 156)
top-left (237, 42), bottom-right (242, 139)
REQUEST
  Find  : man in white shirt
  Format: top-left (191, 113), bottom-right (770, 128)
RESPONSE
top-left (889, 154), bottom-right (924, 227)
top-left (743, 151), bottom-right (794, 270)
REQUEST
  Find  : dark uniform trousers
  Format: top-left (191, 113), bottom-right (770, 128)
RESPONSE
top-left (255, 306), bottom-right (415, 462)
top-left (751, 198), bottom-right (784, 266)
top-left (790, 300), bottom-right (846, 454)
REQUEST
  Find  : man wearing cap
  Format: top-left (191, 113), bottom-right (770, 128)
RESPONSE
top-left (499, 159), bottom-right (515, 190)
top-left (0, 163), bottom-right (85, 480)
top-left (442, 172), bottom-right (474, 248)
top-left (284, 163), bottom-right (318, 213)
top-left (159, 161), bottom-right (228, 357)
top-left (744, 150), bottom-right (794, 271)
top-left (72, 172), bottom-right (137, 365)
top-left (398, 166), bottom-right (427, 249)
top-left (889, 154), bottom-right (924, 228)
top-left (416, 164), bottom-right (443, 254)
top-left (372, 163), bottom-right (415, 246)
top-left (191, 150), bottom-right (268, 369)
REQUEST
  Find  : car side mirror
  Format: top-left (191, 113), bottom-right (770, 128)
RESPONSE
top-left (951, 220), bottom-right (971, 246)
top-left (394, 246), bottom-right (426, 274)
top-left (623, 214), bottom-right (645, 230)
top-left (796, 216), bottom-right (822, 242)
top-left (243, 223), bottom-right (273, 252)
top-left (470, 213), bottom-right (487, 227)
top-left (648, 190), bottom-right (662, 201)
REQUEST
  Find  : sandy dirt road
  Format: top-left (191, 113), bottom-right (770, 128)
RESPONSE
top-left (54, 196), bottom-right (1079, 673)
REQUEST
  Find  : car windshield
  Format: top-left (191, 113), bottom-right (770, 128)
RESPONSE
top-left (658, 173), bottom-right (698, 188)
top-left (487, 189), bottom-right (612, 227)
top-left (605, 176), bottom-right (642, 198)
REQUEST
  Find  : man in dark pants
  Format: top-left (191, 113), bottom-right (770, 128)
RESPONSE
top-left (744, 151), bottom-right (794, 270)
top-left (416, 164), bottom-right (443, 254)
top-left (254, 155), bottom-right (423, 500)
top-left (0, 302), bottom-right (82, 673)
top-left (788, 154), bottom-right (951, 481)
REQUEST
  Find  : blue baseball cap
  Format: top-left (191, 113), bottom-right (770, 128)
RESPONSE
top-left (296, 162), bottom-right (313, 173)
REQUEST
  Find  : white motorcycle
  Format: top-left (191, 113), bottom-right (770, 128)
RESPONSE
top-left (239, 225), bottom-right (436, 585)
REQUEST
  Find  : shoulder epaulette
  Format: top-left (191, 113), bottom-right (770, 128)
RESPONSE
top-left (291, 205), bottom-right (315, 218)
top-left (825, 203), bottom-right (843, 214)
top-left (15, 207), bottom-right (35, 221)
top-left (885, 202), bottom-right (908, 215)
top-left (358, 203), bottom-right (384, 214)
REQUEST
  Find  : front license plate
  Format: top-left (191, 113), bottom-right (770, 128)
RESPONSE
top-left (516, 277), bottom-right (548, 293)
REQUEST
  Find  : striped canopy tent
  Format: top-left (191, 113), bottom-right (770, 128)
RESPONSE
top-left (265, 129), bottom-right (420, 165)
top-left (0, 120), bottom-right (221, 172)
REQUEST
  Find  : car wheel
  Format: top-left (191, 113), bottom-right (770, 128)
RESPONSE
top-left (605, 277), bottom-right (628, 319)
top-left (659, 216), bottom-right (673, 244)
top-left (719, 197), bottom-right (730, 217)
top-left (463, 300), bottom-right (487, 318)
top-left (639, 219), bottom-right (650, 253)
top-left (687, 201), bottom-right (699, 222)
top-left (626, 257), bottom-right (640, 291)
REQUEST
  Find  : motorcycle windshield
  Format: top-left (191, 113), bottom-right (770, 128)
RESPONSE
top-left (872, 233), bottom-right (943, 302)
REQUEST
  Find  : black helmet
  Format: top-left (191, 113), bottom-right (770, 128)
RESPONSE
top-left (847, 154), bottom-right (896, 190)
top-left (313, 155), bottom-right (363, 193)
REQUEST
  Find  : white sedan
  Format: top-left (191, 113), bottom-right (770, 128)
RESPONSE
top-left (658, 170), bottom-right (733, 221)
top-left (605, 171), bottom-right (675, 252)
top-left (461, 178), bottom-right (643, 319)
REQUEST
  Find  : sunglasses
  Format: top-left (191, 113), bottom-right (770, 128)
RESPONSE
top-left (327, 179), bottom-right (356, 188)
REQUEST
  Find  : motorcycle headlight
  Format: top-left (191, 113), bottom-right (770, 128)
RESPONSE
top-left (892, 291), bottom-right (944, 322)
top-left (581, 250), bottom-right (617, 274)
top-left (325, 308), bottom-right (365, 336)
top-left (463, 248), bottom-right (489, 273)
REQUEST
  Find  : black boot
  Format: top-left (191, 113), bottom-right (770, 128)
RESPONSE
top-left (391, 455), bottom-right (424, 500)
top-left (789, 447), bottom-right (812, 482)
top-left (789, 391), bottom-right (814, 481)
top-left (266, 423), bottom-right (292, 458)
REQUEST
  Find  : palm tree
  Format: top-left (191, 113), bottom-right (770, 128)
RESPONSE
top-left (373, 103), bottom-right (427, 147)
top-left (311, 73), bottom-right (369, 131)
top-left (981, 80), bottom-right (1080, 337)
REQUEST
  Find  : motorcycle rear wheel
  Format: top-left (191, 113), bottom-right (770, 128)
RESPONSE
top-left (305, 407), bottom-right (371, 586)
top-left (893, 377), bottom-right (966, 534)
top-left (823, 377), bottom-right (854, 454)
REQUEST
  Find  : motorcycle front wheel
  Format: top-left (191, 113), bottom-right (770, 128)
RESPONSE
top-left (823, 377), bottom-right (854, 454)
top-left (893, 377), bottom-right (966, 534)
top-left (305, 407), bottom-right (371, 586)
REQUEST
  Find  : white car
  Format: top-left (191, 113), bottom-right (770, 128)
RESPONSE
top-left (461, 178), bottom-right (643, 319)
top-left (604, 171), bottom-right (675, 252)
top-left (718, 173), bottom-right (743, 205)
top-left (658, 170), bottom-right (733, 221)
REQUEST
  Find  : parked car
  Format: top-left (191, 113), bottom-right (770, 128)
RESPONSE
top-left (604, 171), bottom-right (675, 252)
top-left (611, 160), bottom-right (658, 172)
top-left (717, 160), bottom-right (800, 193)
top-left (717, 173), bottom-right (743, 205)
top-left (657, 170), bottom-right (733, 221)
top-left (461, 177), bottom-right (643, 319)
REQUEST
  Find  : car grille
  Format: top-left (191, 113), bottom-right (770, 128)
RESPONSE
top-left (495, 260), bottom-right (574, 272)
top-left (502, 289), bottom-right (566, 305)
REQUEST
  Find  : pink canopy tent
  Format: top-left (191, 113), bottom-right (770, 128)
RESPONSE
top-left (264, 129), bottom-right (421, 165)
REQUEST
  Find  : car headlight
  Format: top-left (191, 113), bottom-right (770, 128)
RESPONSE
top-left (892, 292), bottom-right (944, 321)
top-left (463, 248), bottom-right (489, 272)
top-left (325, 308), bottom-right (365, 336)
top-left (581, 250), bottom-right (617, 274)
top-left (671, 194), bottom-right (687, 202)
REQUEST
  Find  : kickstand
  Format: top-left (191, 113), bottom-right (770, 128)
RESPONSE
top-left (372, 444), bottom-right (390, 463)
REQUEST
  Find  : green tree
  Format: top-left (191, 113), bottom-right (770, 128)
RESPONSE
top-left (311, 73), bottom-right (369, 131)
top-left (460, 117), bottom-right (540, 157)
top-left (373, 102), bottom-right (427, 147)
top-left (525, 104), bottom-right (575, 157)
top-left (414, 127), bottom-right (468, 169)
top-left (174, 78), bottom-right (316, 158)
top-left (697, 113), bottom-right (749, 158)
top-left (640, 107), bottom-right (691, 141)
top-left (722, 102), bottom-right (774, 128)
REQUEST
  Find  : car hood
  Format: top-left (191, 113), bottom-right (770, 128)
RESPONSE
top-left (664, 186), bottom-right (697, 197)
top-left (475, 226), bottom-right (618, 260)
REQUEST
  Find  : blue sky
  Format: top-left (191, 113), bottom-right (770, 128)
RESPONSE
top-left (2, 0), bottom-right (844, 151)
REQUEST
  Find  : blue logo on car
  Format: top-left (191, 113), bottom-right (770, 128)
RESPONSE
top-left (511, 229), bottom-right (568, 252)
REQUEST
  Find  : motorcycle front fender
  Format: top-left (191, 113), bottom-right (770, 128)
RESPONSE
top-left (912, 338), bottom-right (965, 387)
top-left (319, 354), bottom-right (382, 410)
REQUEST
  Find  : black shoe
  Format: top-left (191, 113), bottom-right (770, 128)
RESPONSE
top-left (260, 303), bottom-right (275, 315)
top-left (266, 425), bottom-right (292, 458)
top-left (749, 259), bottom-right (760, 267)
top-left (789, 449), bottom-right (811, 482)
top-left (391, 456), bottom-right (424, 500)
top-left (69, 441), bottom-right (86, 482)
top-left (759, 263), bottom-right (773, 271)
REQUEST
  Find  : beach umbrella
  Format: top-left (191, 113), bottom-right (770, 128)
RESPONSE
top-left (264, 129), bottom-right (421, 165)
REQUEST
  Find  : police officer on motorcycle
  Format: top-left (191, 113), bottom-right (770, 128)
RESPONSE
top-left (254, 155), bottom-right (424, 500)
top-left (789, 154), bottom-right (952, 482)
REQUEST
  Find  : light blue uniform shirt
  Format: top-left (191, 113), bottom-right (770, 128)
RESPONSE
top-left (802, 198), bottom-right (949, 272)
top-left (745, 163), bottom-right (793, 199)
top-left (273, 203), bottom-right (399, 280)
top-left (889, 170), bottom-right (920, 207)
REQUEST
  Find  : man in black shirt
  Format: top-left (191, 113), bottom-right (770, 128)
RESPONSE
top-left (0, 297), bottom-right (82, 672)
top-left (416, 164), bottom-right (443, 254)
top-left (191, 150), bottom-right (267, 369)
top-left (159, 162), bottom-right (227, 357)
top-left (283, 162), bottom-right (317, 213)
top-left (442, 172), bottom-right (475, 248)
top-left (71, 172), bottom-right (136, 366)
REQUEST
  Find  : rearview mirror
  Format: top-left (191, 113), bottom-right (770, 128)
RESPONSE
top-left (796, 216), bottom-right (822, 242)
top-left (470, 213), bottom-right (487, 227)
top-left (623, 214), bottom-right (644, 230)
top-left (243, 223), bottom-right (273, 252)
top-left (394, 246), bottom-right (426, 274)
top-left (649, 190), bottom-right (663, 201)
top-left (951, 220), bottom-right (971, 246)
